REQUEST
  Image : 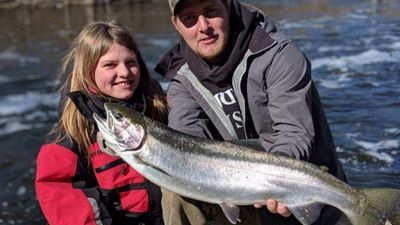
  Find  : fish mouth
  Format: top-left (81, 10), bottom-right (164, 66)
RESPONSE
top-left (93, 112), bottom-right (111, 133)
top-left (93, 104), bottom-right (146, 152)
top-left (93, 110), bottom-right (125, 154)
top-left (93, 104), bottom-right (121, 135)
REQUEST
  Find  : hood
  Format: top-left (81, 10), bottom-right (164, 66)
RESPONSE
top-left (67, 90), bottom-right (146, 125)
top-left (155, 0), bottom-right (277, 80)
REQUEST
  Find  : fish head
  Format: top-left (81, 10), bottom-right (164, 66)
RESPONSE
top-left (93, 102), bottom-right (146, 154)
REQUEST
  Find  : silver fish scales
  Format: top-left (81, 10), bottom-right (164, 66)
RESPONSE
top-left (94, 102), bottom-right (400, 225)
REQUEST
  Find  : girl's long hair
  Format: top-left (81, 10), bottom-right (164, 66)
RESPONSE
top-left (51, 20), bottom-right (167, 155)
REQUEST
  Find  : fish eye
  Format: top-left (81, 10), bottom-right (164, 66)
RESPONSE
top-left (114, 113), bottom-right (123, 121)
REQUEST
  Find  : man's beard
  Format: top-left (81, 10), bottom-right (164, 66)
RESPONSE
top-left (198, 36), bottom-right (230, 65)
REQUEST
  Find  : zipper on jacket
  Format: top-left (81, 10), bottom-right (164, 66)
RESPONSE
top-left (232, 42), bottom-right (278, 139)
top-left (178, 64), bottom-right (238, 140)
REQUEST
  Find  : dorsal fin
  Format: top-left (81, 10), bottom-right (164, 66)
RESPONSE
top-left (228, 139), bottom-right (265, 151)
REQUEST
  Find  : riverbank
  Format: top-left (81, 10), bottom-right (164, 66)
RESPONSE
top-left (0, 0), bottom-right (160, 9)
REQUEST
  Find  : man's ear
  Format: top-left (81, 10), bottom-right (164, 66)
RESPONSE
top-left (171, 16), bottom-right (179, 30)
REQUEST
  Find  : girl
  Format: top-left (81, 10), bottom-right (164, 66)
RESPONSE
top-left (35, 21), bottom-right (167, 225)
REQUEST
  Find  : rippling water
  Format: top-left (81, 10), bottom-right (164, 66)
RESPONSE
top-left (0, 0), bottom-right (399, 224)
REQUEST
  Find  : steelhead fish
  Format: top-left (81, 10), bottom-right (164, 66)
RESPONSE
top-left (93, 102), bottom-right (399, 225)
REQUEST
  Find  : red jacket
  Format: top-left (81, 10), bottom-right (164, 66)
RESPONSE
top-left (35, 91), bottom-right (164, 225)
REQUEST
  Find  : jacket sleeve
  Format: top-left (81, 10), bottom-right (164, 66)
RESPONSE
top-left (35, 143), bottom-right (98, 225)
top-left (167, 78), bottom-right (221, 140)
top-left (262, 42), bottom-right (315, 160)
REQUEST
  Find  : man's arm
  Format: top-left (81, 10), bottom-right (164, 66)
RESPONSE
top-left (262, 42), bottom-right (315, 161)
top-left (256, 42), bottom-right (318, 217)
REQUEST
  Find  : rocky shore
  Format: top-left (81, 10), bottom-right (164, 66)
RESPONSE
top-left (0, 0), bottom-right (159, 8)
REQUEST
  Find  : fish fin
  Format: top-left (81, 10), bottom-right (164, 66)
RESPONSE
top-left (318, 165), bottom-right (329, 172)
top-left (388, 198), bottom-right (400, 225)
top-left (132, 156), bottom-right (173, 177)
top-left (219, 203), bottom-right (241, 224)
top-left (386, 220), bottom-right (393, 225)
top-left (350, 188), bottom-right (400, 225)
top-left (228, 139), bottom-right (265, 151)
top-left (287, 203), bottom-right (324, 225)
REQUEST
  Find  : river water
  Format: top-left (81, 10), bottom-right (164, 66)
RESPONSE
top-left (0, 0), bottom-right (399, 224)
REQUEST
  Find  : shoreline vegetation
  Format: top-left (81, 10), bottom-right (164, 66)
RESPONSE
top-left (0, 0), bottom-right (161, 9)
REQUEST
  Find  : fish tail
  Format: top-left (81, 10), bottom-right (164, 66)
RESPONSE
top-left (350, 188), bottom-right (400, 225)
top-left (388, 199), bottom-right (400, 225)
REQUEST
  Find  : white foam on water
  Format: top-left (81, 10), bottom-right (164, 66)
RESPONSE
top-left (312, 49), bottom-right (398, 70)
top-left (382, 34), bottom-right (400, 42)
top-left (390, 41), bottom-right (400, 49)
top-left (0, 92), bottom-right (58, 135)
top-left (385, 128), bottom-right (400, 135)
top-left (318, 79), bottom-right (346, 89)
top-left (147, 38), bottom-right (175, 48)
top-left (346, 12), bottom-right (368, 20)
top-left (317, 46), bottom-right (356, 53)
top-left (279, 17), bottom-right (329, 30)
top-left (336, 146), bottom-right (344, 153)
top-left (364, 38), bottom-right (376, 47)
top-left (0, 74), bottom-right (11, 83)
top-left (0, 122), bottom-right (33, 136)
top-left (24, 110), bottom-right (55, 121)
top-left (0, 49), bottom-right (40, 64)
top-left (0, 73), bottom-right (49, 84)
top-left (0, 121), bottom-right (47, 136)
top-left (318, 74), bottom-right (352, 89)
top-left (0, 92), bottom-right (59, 116)
top-left (55, 29), bottom-right (74, 38)
top-left (355, 139), bottom-right (398, 164)
top-left (345, 132), bottom-right (361, 139)
top-left (356, 139), bottom-right (399, 151)
top-left (16, 186), bottom-right (27, 196)
top-left (365, 151), bottom-right (394, 164)
top-left (339, 155), bottom-right (367, 169)
top-left (0, 116), bottom-right (19, 124)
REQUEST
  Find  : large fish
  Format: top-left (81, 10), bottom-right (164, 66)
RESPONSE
top-left (93, 102), bottom-right (399, 225)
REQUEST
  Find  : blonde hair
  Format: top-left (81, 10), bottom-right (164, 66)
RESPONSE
top-left (51, 20), bottom-right (167, 155)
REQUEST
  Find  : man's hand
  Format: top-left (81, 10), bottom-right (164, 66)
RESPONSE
top-left (254, 199), bottom-right (292, 217)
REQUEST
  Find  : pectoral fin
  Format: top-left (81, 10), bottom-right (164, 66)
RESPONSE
top-left (219, 203), bottom-right (241, 224)
top-left (287, 203), bottom-right (324, 225)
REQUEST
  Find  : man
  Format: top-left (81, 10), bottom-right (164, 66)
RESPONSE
top-left (155, 0), bottom-right (346, 224)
